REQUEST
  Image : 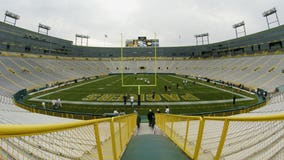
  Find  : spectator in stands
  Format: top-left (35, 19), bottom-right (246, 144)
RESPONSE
top-left (147, 109), bottom-right (154, 128)
top-left (165, 106), bottom-right (170, 114)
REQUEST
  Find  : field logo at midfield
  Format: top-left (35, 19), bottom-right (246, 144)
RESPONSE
top-left (81, 93), bottom-right (199, 102)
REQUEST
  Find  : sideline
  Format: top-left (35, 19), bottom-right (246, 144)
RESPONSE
top-left (29, 97), bottom-right (252, 106)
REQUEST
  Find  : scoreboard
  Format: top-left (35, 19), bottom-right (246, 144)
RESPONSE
top-left (126, 36), bottom-right (159, 47)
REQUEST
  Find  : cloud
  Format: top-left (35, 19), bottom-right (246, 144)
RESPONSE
top-left (0, 0), bottom-right (283, 47)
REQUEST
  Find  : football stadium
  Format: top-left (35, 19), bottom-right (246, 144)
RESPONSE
top-left (1, 1), bottom-right (284, 160)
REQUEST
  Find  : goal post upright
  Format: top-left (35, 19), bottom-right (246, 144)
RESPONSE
top-left (154, 32), bottom-right (157, 86)
top-left (120, 32), bottom-right (124, 86)
top-left (120, 32), bottom-right (158, 105)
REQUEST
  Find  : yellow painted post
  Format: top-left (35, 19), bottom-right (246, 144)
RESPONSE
top-left (163, 114), bottom-right (166, 132)
top-left (163, 115), bottom-right (166, 131)
top-left (170, 118), bottom-right (174, 138)
top-left (119, 120), bottom-right (123, 151)
top-left (94, 123), bottom-right (104, 160)
top-left (183, 119), bottom-right (190, 151)
top-left (193, 117), bottom-right (205, 160)
top-left (110, 118), bottom-right (118, 160)
top-left (154, 32), bottom-right (157, 86)
top-left (120, 33), bottom-right (124, 86)
top-left (127, 117), bottom-right (130, 139)
top-left (215, 120), bottom-right (229, 160)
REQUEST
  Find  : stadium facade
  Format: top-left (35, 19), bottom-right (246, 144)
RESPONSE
top-left (0, 21), bottom-right (284, 58)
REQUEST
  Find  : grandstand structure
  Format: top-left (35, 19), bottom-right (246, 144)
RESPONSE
top-left (0, 13), bottom-right (284, 160)
top-left (1, 20), bottom-right (284, 58)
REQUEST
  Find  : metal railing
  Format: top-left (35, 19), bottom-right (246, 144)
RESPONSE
top-left (156, 113), bottom-right (284, 160)
top-left (0, 114), bottom-right (137, 160)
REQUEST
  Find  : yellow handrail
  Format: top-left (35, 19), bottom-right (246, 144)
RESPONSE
top-left (204, 112), bottom-right (284, 121)
top-left (0, 118), bottom-right (109, 138)
top-left (156, 113), bottom-right (284, 160)
top-left (0, 114), bottom-right (137, 160)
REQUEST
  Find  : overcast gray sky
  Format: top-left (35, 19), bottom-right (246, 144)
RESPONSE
top-left (0, 0), bottom-right (283, 47)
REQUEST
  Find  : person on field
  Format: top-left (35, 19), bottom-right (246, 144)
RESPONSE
top-left (113, 110), bottom-right (119, 115)
top-left (152, 90), bottom-right (156, 99)
top-left (119, 110), bottom-right (126, 115)
top-left (156, 108), bottom-right (161, 113)
top-left (51, 99), bottom-right (56, 109)
top-left (130, 96), bottom-right (134, 107)
top-left (136, 111), bottom-right (141, 129)
top-left (42, 101), bottom-right (46, 109)
top-left (123, 95), bottom-right (127, 105)
top-left (165, 106), bottom-right (170, 114)
top-left (57, 98), bottom-right (62, 108)
top-left (147, 109), bottom-right (155, 128)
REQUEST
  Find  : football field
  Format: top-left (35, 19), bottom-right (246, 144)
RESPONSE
top-left (26, 74), bottom-right (257, 115)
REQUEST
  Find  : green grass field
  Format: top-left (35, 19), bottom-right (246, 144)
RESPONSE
top-left (24, 74), bottom-right (258, 115)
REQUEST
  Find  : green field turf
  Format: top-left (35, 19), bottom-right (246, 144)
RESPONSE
top-left (25, 74), bottom-right (258, 115)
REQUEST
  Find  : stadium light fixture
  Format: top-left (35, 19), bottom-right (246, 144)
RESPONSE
top-left (262, 7), bottom-right (280, 29)
top-left (75, 34), bottom-right (90, 46)
top-left (263, 7), bottom-right (277, 17)
top-left (38, 23), bottom-right (51, 35)
top-left (4, 10), bottom-right (20, 26)
top-left (232, 21), bottom-right (246, 38)
top-left (195, 33), bottom-right (209, 45)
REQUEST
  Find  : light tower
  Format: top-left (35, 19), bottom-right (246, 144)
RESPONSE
top-left (38, 23), bottom-right (51, 35)
top-left (195, 33), bottom-right (209, 45)
top-left (4, 11), bottom-right (20, 26)
top-left (75, 34), bottom-right (90, 46)
top-left (263, 7), bottom-right (280, 29)
top-left (232, 21), bottom-right (246, 38)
